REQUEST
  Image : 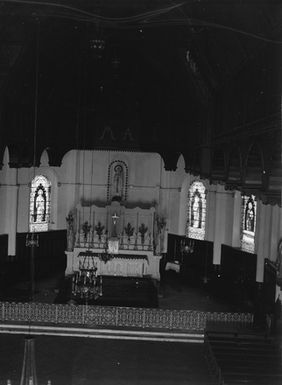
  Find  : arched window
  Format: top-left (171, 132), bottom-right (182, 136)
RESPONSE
top-left (241, 194), bottom-right (256, 253)
top-left (29, 175), bottom-right (51, 232)
top-left (186, 181), bottom-right (206, 240)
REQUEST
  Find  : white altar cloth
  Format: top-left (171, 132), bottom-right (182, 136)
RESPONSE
top-left (65, 247), bottom-right (161, 280)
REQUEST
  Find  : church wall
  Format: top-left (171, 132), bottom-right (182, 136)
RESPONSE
top-left (1, 147), bottom-right (281, 277)
top-left (255, 202), bottom-right (282, 282)
top-left (176, 174), bottom-right (282, 282)
top-left (205, 187), bottom-right (216, 243)
top-left (59, 150), bottom-right (162, 208)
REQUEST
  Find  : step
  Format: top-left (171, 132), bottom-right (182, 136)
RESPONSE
top-left (0, 322), bottom-right (204, 343)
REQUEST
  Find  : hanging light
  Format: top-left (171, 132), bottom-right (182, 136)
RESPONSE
top-left (72, 254), bottom-right (103, 304)
top-left (181, 238), bottom-right (195, 255)
top-left (24, 20), bottom-right (40, 301)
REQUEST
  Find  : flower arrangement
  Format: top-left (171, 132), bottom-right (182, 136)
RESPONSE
top-left (138, 223), bottom-right (148, 244)
top-left (95, 221), bottom-right (105, 241)
top-left (82, 221), bottom-right (91, 242)
top-left (124, 222), bottom-right (134, 241)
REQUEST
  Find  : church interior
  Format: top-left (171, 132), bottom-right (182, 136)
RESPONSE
top-left (0, 0), bottom-right (282, 384)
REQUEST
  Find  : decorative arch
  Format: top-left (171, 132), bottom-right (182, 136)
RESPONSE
top-left (241, 194), bottom-right (257, 253)
top-left (107, 160), bottom-right (128, 202)
top-left (186, 180), bottom-right (207, 240)
top-left (29, 175), bottom-right (51, 232)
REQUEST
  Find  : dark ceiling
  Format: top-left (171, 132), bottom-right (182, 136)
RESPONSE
top-left (0, 0), bottom-right (281, 204)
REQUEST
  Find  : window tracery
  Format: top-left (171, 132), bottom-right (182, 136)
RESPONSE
top-left (186, 181), bottom-right (206, 240)
top-left (29, 175), bottom-right (51, 232)
top-left (241, 195), bottom-right (256, 253)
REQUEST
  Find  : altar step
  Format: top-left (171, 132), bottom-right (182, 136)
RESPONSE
top-left (0, 323), bottom-right (204, 343)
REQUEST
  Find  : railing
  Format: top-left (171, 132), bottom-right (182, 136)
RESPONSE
top-left (204, 334), bottom-right (223, 385)
top-left (0, 302), bottom-right (253, 331)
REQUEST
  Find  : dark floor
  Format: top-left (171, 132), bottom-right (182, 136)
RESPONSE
top-left (0, 334), bottom-right (216, 385)
top-left (0, 270), bottom-right (281, 384)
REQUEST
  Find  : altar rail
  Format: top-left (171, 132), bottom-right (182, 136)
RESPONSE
top-left (0, 302), bottom-right (253, 332)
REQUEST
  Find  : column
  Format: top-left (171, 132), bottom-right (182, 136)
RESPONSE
top-left (255, 201), bottom-right (268, 282)
top-left (213, 186), bottom-right (228, 265)
top-left (231, 190), bottom-right (242, 248)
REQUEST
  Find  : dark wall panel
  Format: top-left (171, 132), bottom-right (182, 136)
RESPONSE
top-left (0, 234), bottom-right (8, 260)
top-left (220, 244), bottom-right (257, 308)
top-left (166, 234), bottom-right (213, 286)
top-left (16, 230), bottom-right (67, 281)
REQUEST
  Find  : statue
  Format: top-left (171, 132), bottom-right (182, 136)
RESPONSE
top-left (66, 211), bottom-right (75, 251)
top-left (112, 164), bottom-right (124, 200)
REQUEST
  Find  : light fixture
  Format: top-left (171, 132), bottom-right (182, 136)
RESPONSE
top-left (181, 238), bottom-right (195, 254)
top-left (72, 254), bottom-right (103, 304)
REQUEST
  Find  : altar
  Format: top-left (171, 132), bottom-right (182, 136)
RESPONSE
top-left (65, 200), bottom-right (165, 280)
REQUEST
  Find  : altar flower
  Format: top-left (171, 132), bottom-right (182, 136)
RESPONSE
top-left (124, 222), bottom-right (134, 241)
top-left (82, 221), bottom-right (91, 242)
top-left (138, 223), bottom-right (148, 244)
top-left (95, 221), bottom-right (105, 241)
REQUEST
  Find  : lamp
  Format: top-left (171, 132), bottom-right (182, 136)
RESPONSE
top-left (72, 254), bottom-right (103, 304)
top-left (181, 238), bottom-right (195, 255)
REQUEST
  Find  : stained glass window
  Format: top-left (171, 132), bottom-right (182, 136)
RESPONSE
top-left (29, 175), bottom-right (51, 232)
top-left (241, 194), bottom-right (256, 253)
top-left (186, 181), bottom-right (206, 240)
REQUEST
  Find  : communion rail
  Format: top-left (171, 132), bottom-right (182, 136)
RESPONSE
top-left (0, 302), bottom-right (253, 332)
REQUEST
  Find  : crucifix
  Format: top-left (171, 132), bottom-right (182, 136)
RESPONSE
top-left (111, 212), bottom-right (119, 237)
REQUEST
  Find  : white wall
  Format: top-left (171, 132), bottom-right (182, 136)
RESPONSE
top-left (0, 147), bottom-right (281, 276)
